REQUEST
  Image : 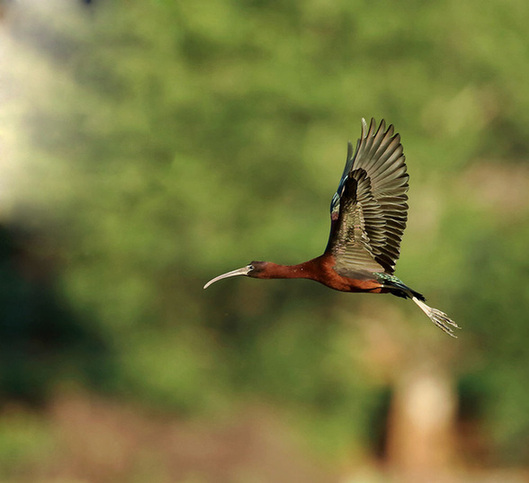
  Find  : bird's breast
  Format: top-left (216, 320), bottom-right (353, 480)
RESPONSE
top-left (314, 255), bottom-right (385, 293)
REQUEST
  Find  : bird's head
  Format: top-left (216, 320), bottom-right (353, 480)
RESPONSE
top-left (203, 261), bottom-right (268, 289)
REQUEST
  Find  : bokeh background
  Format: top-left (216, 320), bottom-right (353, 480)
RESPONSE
top-left (1, 0), bottom-right (529, 481)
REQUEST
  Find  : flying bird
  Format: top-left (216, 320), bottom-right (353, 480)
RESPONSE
top-left (204, 118), bottom-right (459, 336)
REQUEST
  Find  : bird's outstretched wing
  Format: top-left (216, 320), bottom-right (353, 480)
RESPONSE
top-left (325, 118), bottom-right (409, 276)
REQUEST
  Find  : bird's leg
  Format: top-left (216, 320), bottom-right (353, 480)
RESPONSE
top-left (411, 297), bottom-right (460, 338)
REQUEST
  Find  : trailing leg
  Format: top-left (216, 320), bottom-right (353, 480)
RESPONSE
top-left (377, 273), bottom-right (460, 337)
top-left (411, 296), bottom-right (460, 337)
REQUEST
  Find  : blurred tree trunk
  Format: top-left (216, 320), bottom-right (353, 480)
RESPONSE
top-left (358, 304), bottom-right (459, 477)
top-left (386, 364), bottom-right (457, 479)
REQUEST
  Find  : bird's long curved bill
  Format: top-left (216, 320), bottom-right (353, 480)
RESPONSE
top-left (203, 266), bottom-right (251, 289)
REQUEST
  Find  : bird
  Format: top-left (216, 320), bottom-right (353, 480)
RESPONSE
top-left (204, 118), bottom-right (459, 336)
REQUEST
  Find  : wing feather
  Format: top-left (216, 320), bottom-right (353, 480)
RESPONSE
top-left (326, 118), bottom-right (409, 275)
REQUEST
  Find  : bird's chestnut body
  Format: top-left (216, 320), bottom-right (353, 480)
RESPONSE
top-left (248, 257), bottom-right (386, 294)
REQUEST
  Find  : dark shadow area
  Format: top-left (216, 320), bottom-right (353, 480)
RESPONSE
top-left (368, 387), bottom-right (392, 461)
top-left (0, 223), bottom-right (115, 405)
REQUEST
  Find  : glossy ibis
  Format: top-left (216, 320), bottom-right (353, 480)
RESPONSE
top-left (204, 118), bottom-right (459, 336)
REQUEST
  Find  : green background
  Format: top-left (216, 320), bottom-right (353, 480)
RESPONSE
top-left (1, 0), bottom-right (528, 480)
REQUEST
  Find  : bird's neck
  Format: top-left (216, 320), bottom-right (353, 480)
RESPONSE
top-left (260, 257), bottom-right (325, 281)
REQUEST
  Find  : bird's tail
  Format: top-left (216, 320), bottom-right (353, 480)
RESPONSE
top-left (377, 273), bottom-right (460, 337)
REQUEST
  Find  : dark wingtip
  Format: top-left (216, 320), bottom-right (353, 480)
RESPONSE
top-left (347, 141), bottom-right (354, 160)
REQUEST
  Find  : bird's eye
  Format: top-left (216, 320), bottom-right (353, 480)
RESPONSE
top-left (248, 265), bottom-right (254, 271)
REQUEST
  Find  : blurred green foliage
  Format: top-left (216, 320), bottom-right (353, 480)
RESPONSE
top-left (0, 409), bottom-right (55, 479)
top-left (2, 0), bottom-right (529, 464)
